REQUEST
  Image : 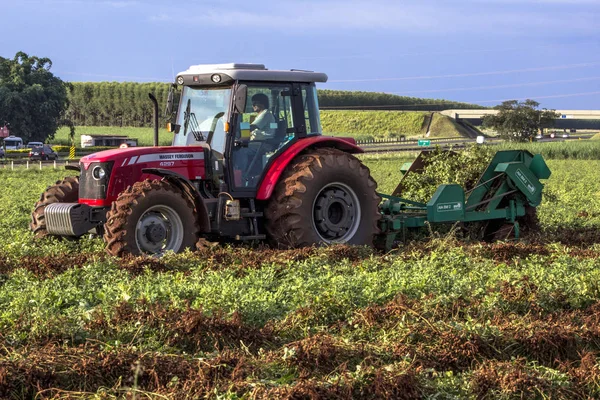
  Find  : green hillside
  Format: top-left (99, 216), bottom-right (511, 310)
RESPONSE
top-left (61, 83), bottom-right (486, 129)
top-left (321, 110), bottom-right (473, 140)
top-left (427, 113), bottom-right (476, 138)
top-left (52, 111), bottom-right (473, 146)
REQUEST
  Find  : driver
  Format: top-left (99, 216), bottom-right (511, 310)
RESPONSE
top-left (232, 93), bottom-right (277, 186)
top-left (249, 94), bottom-right (276, 140)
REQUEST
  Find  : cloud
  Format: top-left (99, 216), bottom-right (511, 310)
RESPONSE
top-left (147, 0), bottom-right (599, 36)
top-left (16, 0), bottom-right (599, 36)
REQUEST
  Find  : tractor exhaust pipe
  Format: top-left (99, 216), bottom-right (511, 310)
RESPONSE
top-left (149, 93), bottom-right (159, 147)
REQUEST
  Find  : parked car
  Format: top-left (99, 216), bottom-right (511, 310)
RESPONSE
top-left (26, 141), bottom-right (44, 148)
top-left (29, 145), bottom-right (58, 161)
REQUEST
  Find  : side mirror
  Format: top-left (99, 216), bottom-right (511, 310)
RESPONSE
top-left (234, 84), bottom-right (247, 114)
top-left (167, 123), bottom-right (181, 134)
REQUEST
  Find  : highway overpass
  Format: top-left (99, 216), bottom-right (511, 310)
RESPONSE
top-left (441, 109), bottom-right (600, 130)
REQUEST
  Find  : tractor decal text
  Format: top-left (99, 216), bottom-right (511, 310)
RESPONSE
top-left (135, 153), bottom-right (203, 164)
top-left (436, 202), bottom-right (463, 212)
top-left (515, 169), bottom-right (536, 194)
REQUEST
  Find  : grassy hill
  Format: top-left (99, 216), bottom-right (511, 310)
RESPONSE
top-left (321, 110), bottom-right (475, 140)
top-left (51, 111), bottom-right (475, 147)
top-left (427, 113), bottom-right (477, 138)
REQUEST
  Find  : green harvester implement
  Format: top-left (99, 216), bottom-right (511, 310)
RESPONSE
top-left (376, 150), bottom-right (551, 250)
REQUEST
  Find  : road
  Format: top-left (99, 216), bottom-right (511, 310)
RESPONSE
top-left (358, 133), bottom-right (595, 153)
top-left (0, 133), bottom-right (596, 168)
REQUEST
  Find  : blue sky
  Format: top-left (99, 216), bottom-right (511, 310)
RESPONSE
top-left (1, 0), bottom-right (599, 109)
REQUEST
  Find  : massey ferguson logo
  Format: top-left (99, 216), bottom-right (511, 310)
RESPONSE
top-left (132, 152), bottom-right (204, 164)
top-left (159, 154), bottom-right (194, 160)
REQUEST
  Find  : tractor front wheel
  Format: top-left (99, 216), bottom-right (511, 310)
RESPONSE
top-left (265, 148), bottom-right (380, 248)
top-left (30, 176), bottom-right (80, 238)
top-left (104, 180), bottom-right (199, 257)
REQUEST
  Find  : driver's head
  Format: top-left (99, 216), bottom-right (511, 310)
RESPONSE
top-left (251, 94), bottom-right (269, 112)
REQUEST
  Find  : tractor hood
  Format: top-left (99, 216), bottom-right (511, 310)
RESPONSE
top-left (78, 145), bottom-right (209, 207)
top-left (80, 146), bottom-right (208, 170)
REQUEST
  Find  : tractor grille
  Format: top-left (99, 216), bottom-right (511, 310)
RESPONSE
top-left (45, 202), bottom-right (94, 236)
top-left (79, 161), bottom-right (113, 199)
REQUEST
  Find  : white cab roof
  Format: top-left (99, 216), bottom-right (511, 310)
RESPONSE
top-left (177, 63), bottom-right (328, 83)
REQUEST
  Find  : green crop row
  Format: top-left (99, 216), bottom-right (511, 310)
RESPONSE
top-left (492, 139), bottom-right (600, 160)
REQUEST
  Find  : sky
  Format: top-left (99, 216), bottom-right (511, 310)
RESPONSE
top-left (1, 0), bottom-right (599, 109)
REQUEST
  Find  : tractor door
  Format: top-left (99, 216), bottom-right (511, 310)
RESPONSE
top-left (230, 83), bottom-right (297, 190)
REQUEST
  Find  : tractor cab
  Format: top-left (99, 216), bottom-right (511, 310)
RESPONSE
top-left (167, 63), bottom-right (325, 191)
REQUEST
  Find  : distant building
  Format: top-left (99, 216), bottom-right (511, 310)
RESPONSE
top-left (0, 126), bottom-right (10, 138)
top-left (81, 134), bottom-right (138, 148)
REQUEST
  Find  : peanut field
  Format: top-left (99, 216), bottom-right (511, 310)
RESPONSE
top-left (0, 151), bottom-right (600, 399)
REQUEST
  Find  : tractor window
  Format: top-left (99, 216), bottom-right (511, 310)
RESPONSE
top-left (301, 84), bottom-right (322, 135)
top-left (232, 83), bottom-right (295, 189)
top-left (172, 87), bottom-right (231, 155)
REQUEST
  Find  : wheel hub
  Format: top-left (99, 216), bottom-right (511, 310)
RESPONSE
top-left (145, 222), bottom-right (167, 243)
top-left (135, 205), bottom-right (184, 255)
top-left (313, 183), bottom-right (361, 242)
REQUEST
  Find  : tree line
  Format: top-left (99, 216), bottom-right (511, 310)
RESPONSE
top-left (317, 90), bottom-right (483, 111)
top-left (67, 82), bottom-right (171, 127)
top-left (64, 84), bottom-right (485, 128)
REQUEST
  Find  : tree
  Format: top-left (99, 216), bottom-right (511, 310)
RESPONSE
top-left (482, 99), bottom-right (559, 142)
top-left (0, 52), bottom-right (69, 142)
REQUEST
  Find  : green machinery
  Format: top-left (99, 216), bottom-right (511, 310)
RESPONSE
top-left (377, 150), bottom-right (551, 250)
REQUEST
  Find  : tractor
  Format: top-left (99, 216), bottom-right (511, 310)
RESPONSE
top-left (30, 63), bottom-right (551, 256)
top-left (31, 63), bottom-right (381, 256)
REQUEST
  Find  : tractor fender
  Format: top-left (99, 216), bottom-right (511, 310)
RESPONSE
top-left (256, 136), bottom-right (363, 201)
top-left (142, 168), bottom-right (211, 233)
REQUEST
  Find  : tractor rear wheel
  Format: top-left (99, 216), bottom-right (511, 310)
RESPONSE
top-left (30, 176), bottom-right (80, 238)
top-left (265, 148), bottom-right (380, 248)
top-left (104, 180), bottom-right (199, 257)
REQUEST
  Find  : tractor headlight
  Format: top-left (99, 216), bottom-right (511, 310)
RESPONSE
top-left (92, 165), bottom-right (106, 180)
top-left (176, 76), bottom-right (184, 85)
top-left (211, 74), bottom-right (221, 83)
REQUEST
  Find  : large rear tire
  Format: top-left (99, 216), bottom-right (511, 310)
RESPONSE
top-left (104, 180), bottom-right (200, 257)
top-left (30, 176), bottom-right (80, 238)
top-left (265, 148), bottom-right (380, 248)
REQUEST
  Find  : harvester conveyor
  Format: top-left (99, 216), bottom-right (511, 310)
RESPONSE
top-left (376, 150), bottom-right (551, 251)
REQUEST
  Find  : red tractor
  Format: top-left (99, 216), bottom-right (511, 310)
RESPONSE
top-left (31, 63), bottom-right (380, 256)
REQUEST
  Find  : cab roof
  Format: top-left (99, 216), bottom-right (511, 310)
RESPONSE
top-left (176, 63), bottom-right (328, 84)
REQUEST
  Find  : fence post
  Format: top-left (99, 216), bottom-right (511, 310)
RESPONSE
top-left (39, 161), bottom-right (42, 170)
top-left (54, 160), bottom-right (56, 169)
top-left (26, 161), bottom-right (29, 169)
top-left (11, 161), bottom-right (13, 170)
